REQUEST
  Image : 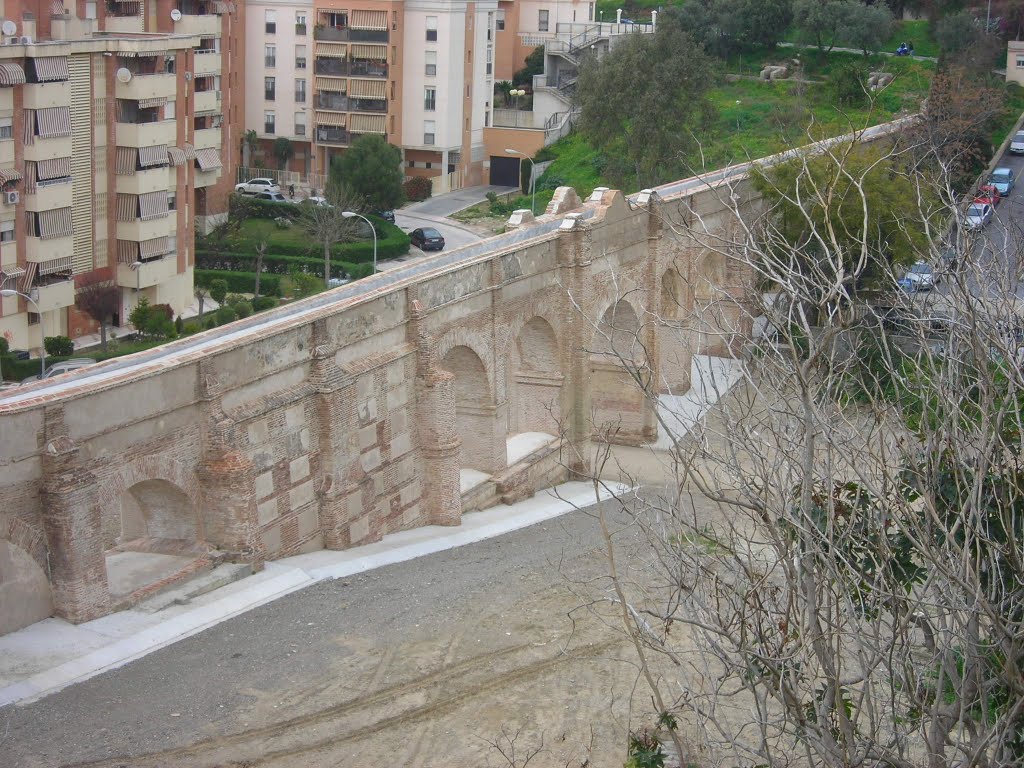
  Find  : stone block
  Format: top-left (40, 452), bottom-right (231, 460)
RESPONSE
top-left (261, 523), bottom-right (281, 555)
top-left (298, 505), bottom-right (319, 539)
top-left (289, 455), bottom-right (310, 483)
top-left (391, 431), bottom-right (412, 457)
top-left (349, 514), bottom-right (369, 544)
top-left (255, 471), bottom-right (274, 500)
top-left (359, 425), bottom-right (378, 451)
top-left (359, 447), bottom-right (381, 473)
top-left (386, 387), bottom-right (407, 411)
top-left (356, 375), bottom-right (373, 400)
top-left (247, 419), bottom-right (269, 445)
top-left (285, 405), bottom-right (304, 429)
top-left (357, 398), bottom-right (378, 426)
top-left (258, 497), bottom-right (278, 526)
top-left (289, 480), bottom-right (315, 510)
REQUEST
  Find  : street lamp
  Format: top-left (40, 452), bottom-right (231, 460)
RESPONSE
top-left (505, 148), bottom-right (536, 215)
top-left (129, 260), bottom-right (142, 293)
top-left (0, 288), bottom-right (45, 378)
top-left (508, 87), bottom-right (525, 110)
top-left (342, 211), bottom-right (377, 275)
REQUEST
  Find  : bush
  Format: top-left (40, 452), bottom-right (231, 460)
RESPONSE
top-left (0, 336), bottom-right (8, 356)
top-left (403, 176), bottom-right (432, 202)
top-left (214, 305), bottom-right (238, 325)
top-left (348, 263), bottom-right (375, 280)
top-left (209, 279), bottom-right (229, 304)
top-left (830, 60), bottom-right (870, 106)
top-left (253, 295), bottom-right (278, 312)
top-left (195, 270), bottom-right (282, 297)
top-left (174, 316), bottom-right (184, 335)
top-left (233, 301), bottom-right (253, 319)
top-left (44, 336), bottom-right (74, 357)
top-left (229, 192), bottom-right (301, 222)
top-left (181, 321), bottom-right (203, 335)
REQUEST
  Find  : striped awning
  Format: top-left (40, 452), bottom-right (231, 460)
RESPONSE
top-left (194, 148), bottom-right (222, 170)
top-left (31, 57), bottom-right (70, 82)
top-left (181, 143), bottom-right (196, 160)
top-left (349, 79), bottom-right (386, 99)
top-left (0, 63), bottom-right (26, 86)
top-left (35, 107), bottom-right (72, 138)
top-left (349, 113), bottom-right (385, 133)
top-left (166, 146), bottom-right (187, 166)
top-left (315, 111), bottom-right (346, 127)
top-left (350, 44), bottom-right (386, 61)
top-left (138, 190), bottom-right (168, 221)
top-left (193, 109), bottom-right (218, 118)
top-left (21, 261), bottom-right (37, 292)
top-left (139, 236), bottom-right (170, 259)
top-left (315, 76), bottom-right (346, 92)
top-left (138, 145), bottom-right (168, 168)
top-left (116, 239), bottom-right (138, 263)
top-left (138, 96), bottom-right (166, 109)
top-left (0, 265), bottom-right (26, 288)
top-left (36, 156), bottom-right (70, 180)
top-left (315, 42), bottom-right (347, 58)
top-left (38, 255), bottom-right (72, 275)
top-left (37, 207), bottom-right (72, 239)
top-left (115, 147), bottom-right (136, 175)
top-left (0, 167), bottom-right (23, 185)
top-left (50, 1), bottom-right (67, 15)
top-left (116, 193), bottom-right (136, 222)
top-left (350, 9), bottom-right (387, 30)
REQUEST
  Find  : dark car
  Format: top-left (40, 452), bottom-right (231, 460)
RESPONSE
top-left (373, 209), bottom-right (396, 223)
top-left (410, 227), bottom-right (445, 251)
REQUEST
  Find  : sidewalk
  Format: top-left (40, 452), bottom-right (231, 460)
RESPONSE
top-left (404, 184), bottom-right (518, 217)
top-left (0, 480), bottom-right (628, 708)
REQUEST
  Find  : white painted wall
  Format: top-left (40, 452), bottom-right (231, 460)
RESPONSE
top-left (517, 0), bottom-right (591, 35)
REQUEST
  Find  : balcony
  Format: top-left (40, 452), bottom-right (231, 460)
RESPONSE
top-left (194, 89), bottom-right (220, 113)
top-left (116, 73), bottom-right (177, 102)
top-left (175, 13), bottom-right (220, 37)
top-left (25, 178), bottom-right (72, 212)
top-left (314, 26), bottom-right (387, 43)
top-left (23, 81), bottom-right (71, 110)
top-left (314, 58), bottom-right (348, 76)
top-left (26, 235), bottom-right (73, 263)
top-left (102, 15), bottom-right (144, 34)
top-left (116, 254), bottom-right (178, 290)
top-left (194, 126), bottom-right (221, 150)
top-left (116, 120), bottom-right (177, 148)
top-left (315, 127), bottom-right (350, 145)
top-left (117, 216), bottom-right (172, 243)
top-left (116, 166), bottom-right (170, 196)
top-left (350, 98), bottom-right (386, 113)
top-left (194, 168), bottom-right (220, 188)
top-left (0, 140), bottom-right (12, 164)
top-left (194, 51), bottom-right (221, 76)
top-left (24, 136), bottom-right (72, 162)
top-left (349, 61), bottom-right (387, 78)
top-left (32, 277), bottom-right (74, 313)
top-left (316, 94), bottom-right (348, 111)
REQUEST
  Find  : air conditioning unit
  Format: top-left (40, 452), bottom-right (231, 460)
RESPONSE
top-left (19, 35), bottom-right (32, 45)
top-left (3, 37), bottom-right (18, 45)
top-left (5, 190), bottom-right (19, 205)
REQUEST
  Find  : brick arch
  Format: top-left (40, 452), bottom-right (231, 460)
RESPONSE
top-left (104, 455), bottom-right (205, 545)
top-left (506, 315), bottom-right (565, 437)
top-left (660, 265), bottom-right (690, 320)
top-left (435, 329), bottom-right (495, 393)
top-left (1, 515), bottom-right (48, 574)
top-left (592, 298), bottom-right (645, 363)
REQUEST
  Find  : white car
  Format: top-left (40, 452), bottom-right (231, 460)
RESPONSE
top-left (1011, 131), bottom-right (1024, 154)
top-left (903, 261), bottom-right (937, 291)
top-left (235, 178), bottom-right (281, 195)
top-left (964, 201), bottom-right (994, 231)
top-left (306, 196), bottom-right (331, 207)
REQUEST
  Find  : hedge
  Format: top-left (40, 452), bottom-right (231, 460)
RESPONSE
top-left (197, 252), bottom-right (374, 281)
top-left (195, 269), bottom-right (283, 296)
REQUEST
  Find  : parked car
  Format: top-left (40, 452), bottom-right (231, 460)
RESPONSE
top-left (903, 261), bottom-right (937, 291)
top-left (963, 201), bottom-right (994, 231)
top-left (974, 184), bottom-right (1001, 207)
top-left (21, 358), bottom-right (96, 384)
top-left (1010, 131), bottom-right (1024, 154)
top-left (306, 196), bottom-right (331, 207)
top-left (410, 227), bottom-right (445, 251)
top-left (989, 167), bottom-right (1015, 196)
top-left (373, 209), bottom-right (396, 223)
top-left (235, 178), bottom-right (281, 195)
top-left (255, 191), bottom-right (290, 203)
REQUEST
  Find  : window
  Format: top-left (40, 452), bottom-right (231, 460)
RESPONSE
top-left (167, 192), bottom-right (177, 211)
top-left (265, 9), bottom-right (276, 34)
top-left (426, 16), bottom-right (437, 41)
top-left (487, 12), bottom-right (493, 40)
top-left (27, 312), bottom-right (39, 326)
top-left (264, 110), bottom-right (275, 134)
top-left (295, 12), bottom-right (306, 35)
top-left (496, 10), bottom-right (505, 31)
top-left (167, 235), bottom-right (177, 254)
top-left (538, 10), bottom-right (549, 32)
top-left (589, 3), bottom-right (594, 21)
top-left (425, 51), bottom-right (437, 76)
top-left (0, 219), bottom-right (13, 243)
top-left (486, 46), bottom-right (492, 75)
top-left (164, 101), bottom-right (175, 120)
top-left (325, 11), bottom-right (347, 27)
top-left (264, 44), bottom-right (276, 67)
top-left (424, 120), bottom-right (435, 145)
top-left (485, 110), bottom-right (490, 127)
top-left (424, 86), bottom-right (436, 111)
top-left (391, 45), bottom-right (397, 65)
top-left (1018, 56), bottom-right (1024, 68)
top-left (295, 44), bottom-right (306, 69)
top-left (295, 111), bottom-right (306, 136)
top-left (0, 117), bottom-right (11, 140)
top-left (264, 76), bottom-right (276, 101)
top-left (295, 78), bottom-right (306, 103)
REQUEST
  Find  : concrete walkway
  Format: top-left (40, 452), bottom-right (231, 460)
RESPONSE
top-left (776, 41), bottom-right (937, 62)
top-left (404, 184), bottom-right (518, 217)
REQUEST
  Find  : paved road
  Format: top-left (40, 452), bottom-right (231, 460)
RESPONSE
top-left (404, 185), bottom-right (518, 217)
top-left (0, 498), bottom-right (652, 768)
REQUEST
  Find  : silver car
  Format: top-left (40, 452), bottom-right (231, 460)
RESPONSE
top-left (21, 358), bottom-right (96, 384)
top-left (963, 202), bottom-right (994, 231)
top-left (1011, 131), bottom-right (1024, 154)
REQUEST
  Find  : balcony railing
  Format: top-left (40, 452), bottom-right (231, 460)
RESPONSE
top-left (316, 94), bottom-right (348, 110)
top-left (350, 98), bottom-right (386, 113)
top-left (295, 24), bottom-right (307, 35)
top-left (314, 26), bottom-right (387, 43)
top-left (314, 59), bottom-right (347, 76)
top-left (314, 59), bottom-right (387, 77)
top-left (349, 61), bottom-right (387, 78)
top-left (315, 127), bottom-right (350, 145)
top-left (265, 89), bottom-right (275, 101)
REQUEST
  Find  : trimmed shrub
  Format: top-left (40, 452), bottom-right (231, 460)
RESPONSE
top-left (197, 252), bottom-right (369, 281)
top-left (403, 176), bottom-right (432, 202)
top-left (195, 269), bottom-right (282, 297)
top-left (214, 305), bottom-right (238, 325)
top-left (253, 295), bottom-right (278, 312)
top-left (44, 336), bottom-right (74, 357)
top-left (229, 193), bottom-right (302, 222)
top-left (233, 301), bottom-right (253, 319)
top-left (209, 279), bottom-right (228, 304)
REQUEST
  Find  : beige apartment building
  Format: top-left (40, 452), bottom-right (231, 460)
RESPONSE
top-left (0, 0), bottom-right (241, 356)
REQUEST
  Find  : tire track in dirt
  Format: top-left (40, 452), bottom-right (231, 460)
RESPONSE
top-left (62, 637), bottom-right (622, 768)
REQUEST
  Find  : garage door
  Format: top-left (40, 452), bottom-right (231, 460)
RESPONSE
top-left (490, 155), bottom-right (520, 188)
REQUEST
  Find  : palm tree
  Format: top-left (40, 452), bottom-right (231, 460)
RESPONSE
top-left (241, 129), bottom-right (259, 168)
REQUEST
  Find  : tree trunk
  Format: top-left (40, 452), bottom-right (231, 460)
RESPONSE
top-left (254, 248), bottom-right (264, 298)
top-left (198, 296), bottom-right (205, 320)
top-left (324, 242), bottom-right (331, 287)
top-left (99, 321), bottom-right (108, 353)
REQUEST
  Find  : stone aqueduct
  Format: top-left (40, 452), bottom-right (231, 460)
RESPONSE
top-left (0, 173), bottom-right (756, 636)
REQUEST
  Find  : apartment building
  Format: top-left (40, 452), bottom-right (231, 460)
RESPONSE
top-left (493, 0), bottom-right (591, 81)
top-left (0, 0), bottom-right (240, 355)
top-left (245, 0), bottom-right (314, 174)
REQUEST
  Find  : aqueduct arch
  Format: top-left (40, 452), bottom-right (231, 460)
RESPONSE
top-left (508, 316), bottom-right (564, 438)
top-left (440, 344), bottom-right (506, 475)
top-left (0, 518), bottom-right (52, 635)
top-left (590, 299), bottom-right (656, 445)
top-left (658, 266), bottom-right (694, 393)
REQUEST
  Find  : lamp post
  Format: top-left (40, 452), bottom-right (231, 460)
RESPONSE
top-left (342, 211), bottom-right (377, 275)
top-left (505, 148), bottom-right (535, 214)
top-left (0, 288), bottom-right (45, 378)
top-left (508, 87), bottom-right (525, 111)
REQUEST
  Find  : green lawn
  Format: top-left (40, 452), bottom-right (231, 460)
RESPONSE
top-left (219, 218), bottom-right (315, 254)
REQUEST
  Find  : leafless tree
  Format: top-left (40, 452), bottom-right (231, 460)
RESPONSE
top-left (254, 240), bottom-right (267, 298)
top-left (193, 284), bottom-right (210, 321)
top-left (577, 129), bottom-right (1024, 768)
top-left (74, 273), bottom-right (121, 352)
top-left (299, 183), bottom-right (361, 287)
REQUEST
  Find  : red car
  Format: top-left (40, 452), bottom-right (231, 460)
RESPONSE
top-left (975, 184), bottom-right (1001, 207)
